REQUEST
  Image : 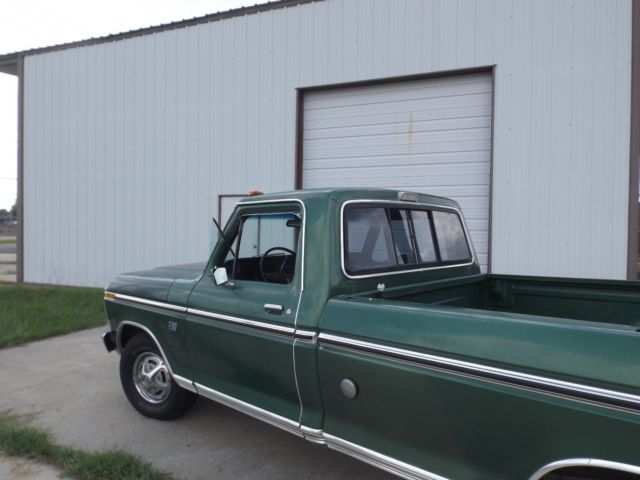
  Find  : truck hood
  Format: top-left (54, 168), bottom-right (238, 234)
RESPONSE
top-left (106, 262), bottom-right (206, 302)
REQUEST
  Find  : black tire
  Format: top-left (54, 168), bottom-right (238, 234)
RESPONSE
top-left (119, 333), bottom-right (197, 420)
top-left (545, 468), bottom-right (640, 480)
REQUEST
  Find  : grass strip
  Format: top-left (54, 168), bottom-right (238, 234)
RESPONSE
top-left (0, 413), bottom-right (171, 480)
top-left (0, 239), bottom-right (15, 244)
top-left (0, 284), bottom-right (105, 349)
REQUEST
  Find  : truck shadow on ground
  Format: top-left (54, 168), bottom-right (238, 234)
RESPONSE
top-left (171, 397), bottom-right (395, 480)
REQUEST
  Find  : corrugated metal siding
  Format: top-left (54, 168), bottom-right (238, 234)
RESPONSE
top-left (22, 0), bottom-right (632, 286)
top-left (302, 72), bottom-right (492, 271)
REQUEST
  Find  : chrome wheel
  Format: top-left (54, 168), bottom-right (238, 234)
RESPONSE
top-left (121, 334), bottom-right (197, 419)
top-left (132, 352), bottom-right (171, 404)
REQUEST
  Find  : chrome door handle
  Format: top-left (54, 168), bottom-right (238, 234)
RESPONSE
top-left (264, 303), bottom-right (284, 313)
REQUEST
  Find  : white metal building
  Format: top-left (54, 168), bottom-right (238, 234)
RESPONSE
top-left (0, 0), bottom-right (638, 287)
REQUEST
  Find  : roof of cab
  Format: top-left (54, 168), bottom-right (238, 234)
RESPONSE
top-left (238, 188), bottom-right (461, 209)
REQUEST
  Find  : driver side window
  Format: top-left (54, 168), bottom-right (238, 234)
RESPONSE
top-left (223, 212), bottom-right (299, 284)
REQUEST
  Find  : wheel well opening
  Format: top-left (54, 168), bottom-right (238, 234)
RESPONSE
top-left (542, 467), bottom-right (640, 480)
top-left (118, 324), bottom-right (147, 350)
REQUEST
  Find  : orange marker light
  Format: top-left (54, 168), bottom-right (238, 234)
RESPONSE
top-left (248, 190), bottom-right (264, 196)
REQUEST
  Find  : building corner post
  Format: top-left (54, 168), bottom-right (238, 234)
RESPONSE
top-left (628, 0), bottom-right (640, 280)
top-left (16, 55), bottom-right (24, 283)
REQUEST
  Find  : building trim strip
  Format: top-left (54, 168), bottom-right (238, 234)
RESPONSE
top-left (486, 66), bottom-right (497, 273)
top-left (16, 56), bottom-right (24, 283)
top-left (628, 0), bottom-right (640, 280)
top-left (294, 88), bottom-right (304, 189)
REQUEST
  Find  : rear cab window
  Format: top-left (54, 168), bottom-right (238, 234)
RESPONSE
top-left (343, 203), bottom-right (472, 276)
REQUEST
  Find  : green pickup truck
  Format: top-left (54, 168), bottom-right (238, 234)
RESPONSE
top-left (103, 188), bottom-right (640, 480)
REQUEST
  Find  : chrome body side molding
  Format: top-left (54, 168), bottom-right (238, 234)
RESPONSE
top-left (178, 373), bottom-right (450, 480)
top-left (294, 329), bottom-right (317, 343)
top-left (300, 425), bottom-right (324, 444)
top-left (116, 321), bottom-right (175, 372)
top-left (172, 374), bottom-right (198, 393)
top-left (106, 292), bottom-right (317, 341)
top-left (109, 308), bottom-right (640, 480)
top-left (107, 292), bottom-right (319, 341)
top-left (323, 434), bottom-right (449, 480)
top-left (193, 382), bottom-right (302, 437)
top-left (528, 458), bottom-right (640, 480)
top-left (115, 321), bottom-right (301, 437)
top-left (116, 320), bottom-right (200, 392)
top-left (187, 307), bottom-right (295, 336)
top-left (190, 377), bottom-right (449, 479)
top-left (172, 370), bottom-right (640, 480)
top-left (105, 292), bottom-right (186, 313)
top-left (111, 347), bottom-right (640, 480)
top-left (319, 333), bottom-right (640, 412)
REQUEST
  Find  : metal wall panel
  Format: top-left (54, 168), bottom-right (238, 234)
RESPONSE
top-left (22, 0), bottom-right (632, 286)
top-left (302, 72), bottom-right (492, 271)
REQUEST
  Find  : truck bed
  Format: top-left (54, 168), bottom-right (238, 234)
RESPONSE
top-left (320, 273), bottom-right (640, 397)
top-left (386, 274), bottom-right (640, 328)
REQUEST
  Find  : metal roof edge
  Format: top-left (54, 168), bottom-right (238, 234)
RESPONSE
top-left (0, 0), bottom-right (323, 63)
top-left (0, 58), bottom-right (18, 75)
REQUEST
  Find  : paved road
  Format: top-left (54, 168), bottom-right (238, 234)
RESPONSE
top-left (0, 327), bottom-right (393, 480)
top-left (0, 253), bottom-right (16, 282)
top-left (0, 242), bottom-right (16, 254)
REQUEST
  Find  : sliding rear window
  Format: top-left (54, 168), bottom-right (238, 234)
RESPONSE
top-left (344, 204), bottom-right (471, 276)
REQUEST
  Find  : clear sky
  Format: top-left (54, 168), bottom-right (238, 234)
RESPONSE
top-left (0, 0), bottom-right (269, 210)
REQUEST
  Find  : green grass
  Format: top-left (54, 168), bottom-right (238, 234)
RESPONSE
top-left (0, 238), bottom-right (15, 244)
top-left (0, 412), bottom-right (171, 480)
top-left (0, 284), bottom-right (105, 349)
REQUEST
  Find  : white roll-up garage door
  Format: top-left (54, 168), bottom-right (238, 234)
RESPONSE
top-left (302, 72), bottom-right (493, 271)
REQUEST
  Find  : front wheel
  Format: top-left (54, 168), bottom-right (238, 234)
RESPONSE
top-left (119, 334), bottom-right (197, 420)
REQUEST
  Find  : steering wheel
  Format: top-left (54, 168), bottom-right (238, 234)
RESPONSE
top-left (260, 247), bottom-right (295, 283)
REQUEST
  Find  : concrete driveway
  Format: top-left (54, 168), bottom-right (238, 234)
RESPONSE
top-left (0, 327), bottom-right (393, 480)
